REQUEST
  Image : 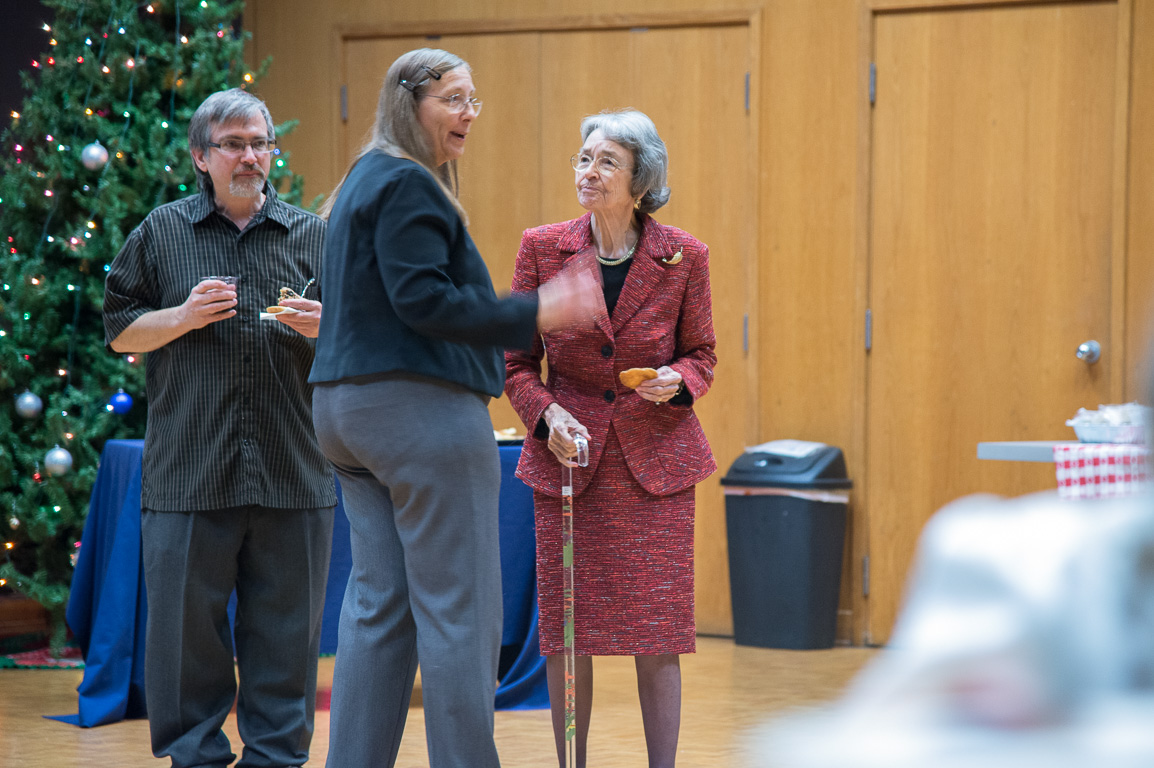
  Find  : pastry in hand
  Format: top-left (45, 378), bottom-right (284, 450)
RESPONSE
top-left (619, 367), bottom-right (659, 389)
top-left (267, 286), bottom-right (303, 313)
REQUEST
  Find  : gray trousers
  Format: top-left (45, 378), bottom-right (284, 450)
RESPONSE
top-left (312, 374), bottom-right (503, 768)
top-left (141, 504), bottom-right (334, 768)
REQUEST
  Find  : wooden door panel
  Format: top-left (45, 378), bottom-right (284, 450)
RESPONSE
top-left (630, 25), bottom-right (752, 635)
top-left (867, 3), bottom-right (1117, 642)
top-left (538, 29), bottom-right (636, 225)
top-left (343, 35), bottom-right (542, 436)
top-left (539, 24), bottom-right (754, 634)
top-left (344, 25), bottom-right (753, 635)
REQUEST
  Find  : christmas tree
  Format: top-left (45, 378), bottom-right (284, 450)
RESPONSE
top-left (0, 0), bottom-right (308, 649)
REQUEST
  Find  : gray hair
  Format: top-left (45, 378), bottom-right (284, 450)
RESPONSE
top-left (319, 48), bottom-right (469, 221)
top-left (580, 109), bottom-right (670, 214)
top-left (187, 88), bottom-right (275, 192)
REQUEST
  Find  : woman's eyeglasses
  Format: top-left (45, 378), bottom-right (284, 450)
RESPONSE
top-left (424, 93), bottom-right (483, 115)
top-left (571, 153), bottom-right (631, 175)
top-left (399, 66), bottom-right (482, 115)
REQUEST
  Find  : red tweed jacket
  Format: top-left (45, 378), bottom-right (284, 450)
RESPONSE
top-left (505, 212), bottom-right (717, 498)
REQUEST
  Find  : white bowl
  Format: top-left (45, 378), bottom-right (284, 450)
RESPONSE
top-left (1071, 423), bottom-right (1147, 444)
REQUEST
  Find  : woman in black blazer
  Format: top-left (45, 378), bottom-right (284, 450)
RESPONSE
top-left (309, 48), bottom-right (595, 767)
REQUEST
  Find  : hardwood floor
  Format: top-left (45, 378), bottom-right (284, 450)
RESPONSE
top-left (0, 637), bottom-right (874, 768)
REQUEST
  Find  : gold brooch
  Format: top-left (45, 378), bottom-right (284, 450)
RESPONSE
top-left (662, 249), bottom-right (683, 265)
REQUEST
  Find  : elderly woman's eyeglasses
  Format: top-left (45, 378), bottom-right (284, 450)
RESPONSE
top-left (571, 153), bottom-right (630, 175)
top-left (208, 138), bottom-right (277, 155)
top-left (424, 93), bottom-right (483, 115)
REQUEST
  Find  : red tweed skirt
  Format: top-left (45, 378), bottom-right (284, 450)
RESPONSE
top-left (535, 427), bottom-right (696, 656)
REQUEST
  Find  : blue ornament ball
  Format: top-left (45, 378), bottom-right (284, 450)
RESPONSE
top-left (110, 389), bottom-right (134, 414)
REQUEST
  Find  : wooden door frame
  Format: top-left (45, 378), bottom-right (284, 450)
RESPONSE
top-left (851, 0), bottom-right (1133, 646)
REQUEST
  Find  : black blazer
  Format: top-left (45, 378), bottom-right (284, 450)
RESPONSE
top-left (310, 151), bottom-right (538, 397)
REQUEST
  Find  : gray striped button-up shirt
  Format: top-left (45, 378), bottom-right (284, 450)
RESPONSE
top-left (103, 186), bottom-right (336, 512)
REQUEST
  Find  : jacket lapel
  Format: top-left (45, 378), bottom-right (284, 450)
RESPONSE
top-left (611, 215), bottom-right (673, 334)
top-left (558, 214), bottom-right (612, 337)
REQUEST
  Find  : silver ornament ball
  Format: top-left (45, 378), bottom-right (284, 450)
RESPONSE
top-left (81, 141), bottom-right (110, 171)
top-left (44, 444), bottom-right (73, 476)
top-left (15, 390), bottom-right (43, 419)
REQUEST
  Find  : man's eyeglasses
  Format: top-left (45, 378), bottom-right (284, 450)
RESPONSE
top-left (571, 153), bottom-right (631, 175)
top-left (424, 93), bottom-right (483, 115)
top-left (208, 138), bottom-right (277, 155)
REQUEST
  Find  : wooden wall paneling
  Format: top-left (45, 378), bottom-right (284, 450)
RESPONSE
top-left (630, 24), bottom-right (753, 636)
top-left (853, 0), bottom-right (876, 645)
top-left (246, 3), bottom-right (343, 208)
top-left (1126, 0), bottom-right (1154, 399)
top-left (537, 29), bottom-right (636, 224)
top-left (334, 21), bottom-right (757, 635)
top-left (1112, 0), bottom-right (1135, 404)
top-left (865, 2), bottom-right (1119, 643)
top-left (760, 0), bottom-right (863, 643)
top-left (541, 24), bottom-right (755, 635)
top-left (340, 34), bottom-right (544, 436)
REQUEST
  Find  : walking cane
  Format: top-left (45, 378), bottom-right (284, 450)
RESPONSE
top-left (562, 433), bottom-right (589, 768)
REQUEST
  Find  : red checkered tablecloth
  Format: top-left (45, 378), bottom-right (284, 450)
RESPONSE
top-left (1052, 443), bottom-right (1150, 499)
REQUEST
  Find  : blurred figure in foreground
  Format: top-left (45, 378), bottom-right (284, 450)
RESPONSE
top-left (751, 488), bottom-right (1154, 768)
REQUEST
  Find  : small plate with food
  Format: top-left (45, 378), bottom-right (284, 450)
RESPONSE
top-left (261, 306), bottom-right (300, 320)
top-left (261, 287), bottom-right (305, 319)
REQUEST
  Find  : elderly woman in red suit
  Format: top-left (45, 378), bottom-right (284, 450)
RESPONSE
top-left (505, 108), bottom-right (716, 768)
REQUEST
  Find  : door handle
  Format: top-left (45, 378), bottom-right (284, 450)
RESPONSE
top-left (1076, 340), bottom-right (1101, 365)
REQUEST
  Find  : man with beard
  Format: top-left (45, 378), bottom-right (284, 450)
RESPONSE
top-left (103, 88), bottom-right (335, 768)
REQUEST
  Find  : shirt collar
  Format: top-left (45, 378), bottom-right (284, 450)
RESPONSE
top-left (186, 182), bottom-right (289, 228)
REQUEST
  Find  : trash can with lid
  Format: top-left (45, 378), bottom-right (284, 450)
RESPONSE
top-left (721, 440), bottom-right (853, 650)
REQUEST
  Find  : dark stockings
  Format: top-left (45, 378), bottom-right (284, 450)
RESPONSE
top-left (546, 653), bottom-right (682, 768)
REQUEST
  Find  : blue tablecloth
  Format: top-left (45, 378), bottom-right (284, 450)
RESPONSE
top-left (56, 439), bottom-right (547, 727)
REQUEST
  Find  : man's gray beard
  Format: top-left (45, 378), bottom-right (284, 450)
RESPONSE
top-left (229, 173), bottom-right (265, 198)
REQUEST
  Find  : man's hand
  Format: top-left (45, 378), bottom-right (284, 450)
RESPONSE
top-left (275, 298), bottom-right (321, 338)
top-left (179, 279), bottom-right (237, 329)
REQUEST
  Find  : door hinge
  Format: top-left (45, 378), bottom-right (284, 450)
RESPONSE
top-left (865, 308), bottom-right (872, 351)
top-left (340, 85), bottom-right (348, 123)
top-left (743, 314), bottom-right (749, 355)
top-left (862, 555), bottom-right (870, 597)
top-left (869, 62), bottom-right (876, 105)
top-left (744, 72), bottom-right (750, 113)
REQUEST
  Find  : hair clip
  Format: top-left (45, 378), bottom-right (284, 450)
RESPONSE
top-left (399, 65), bottom-right (443, 93)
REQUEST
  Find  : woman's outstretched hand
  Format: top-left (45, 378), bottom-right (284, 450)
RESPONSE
top-left (536, 268), bottom-right (600, 332)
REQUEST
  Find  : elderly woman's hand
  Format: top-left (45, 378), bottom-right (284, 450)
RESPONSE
top-left (635, 366), bottom-right (684, 404)
top-left (544, 403), bottom-right (591, 467)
